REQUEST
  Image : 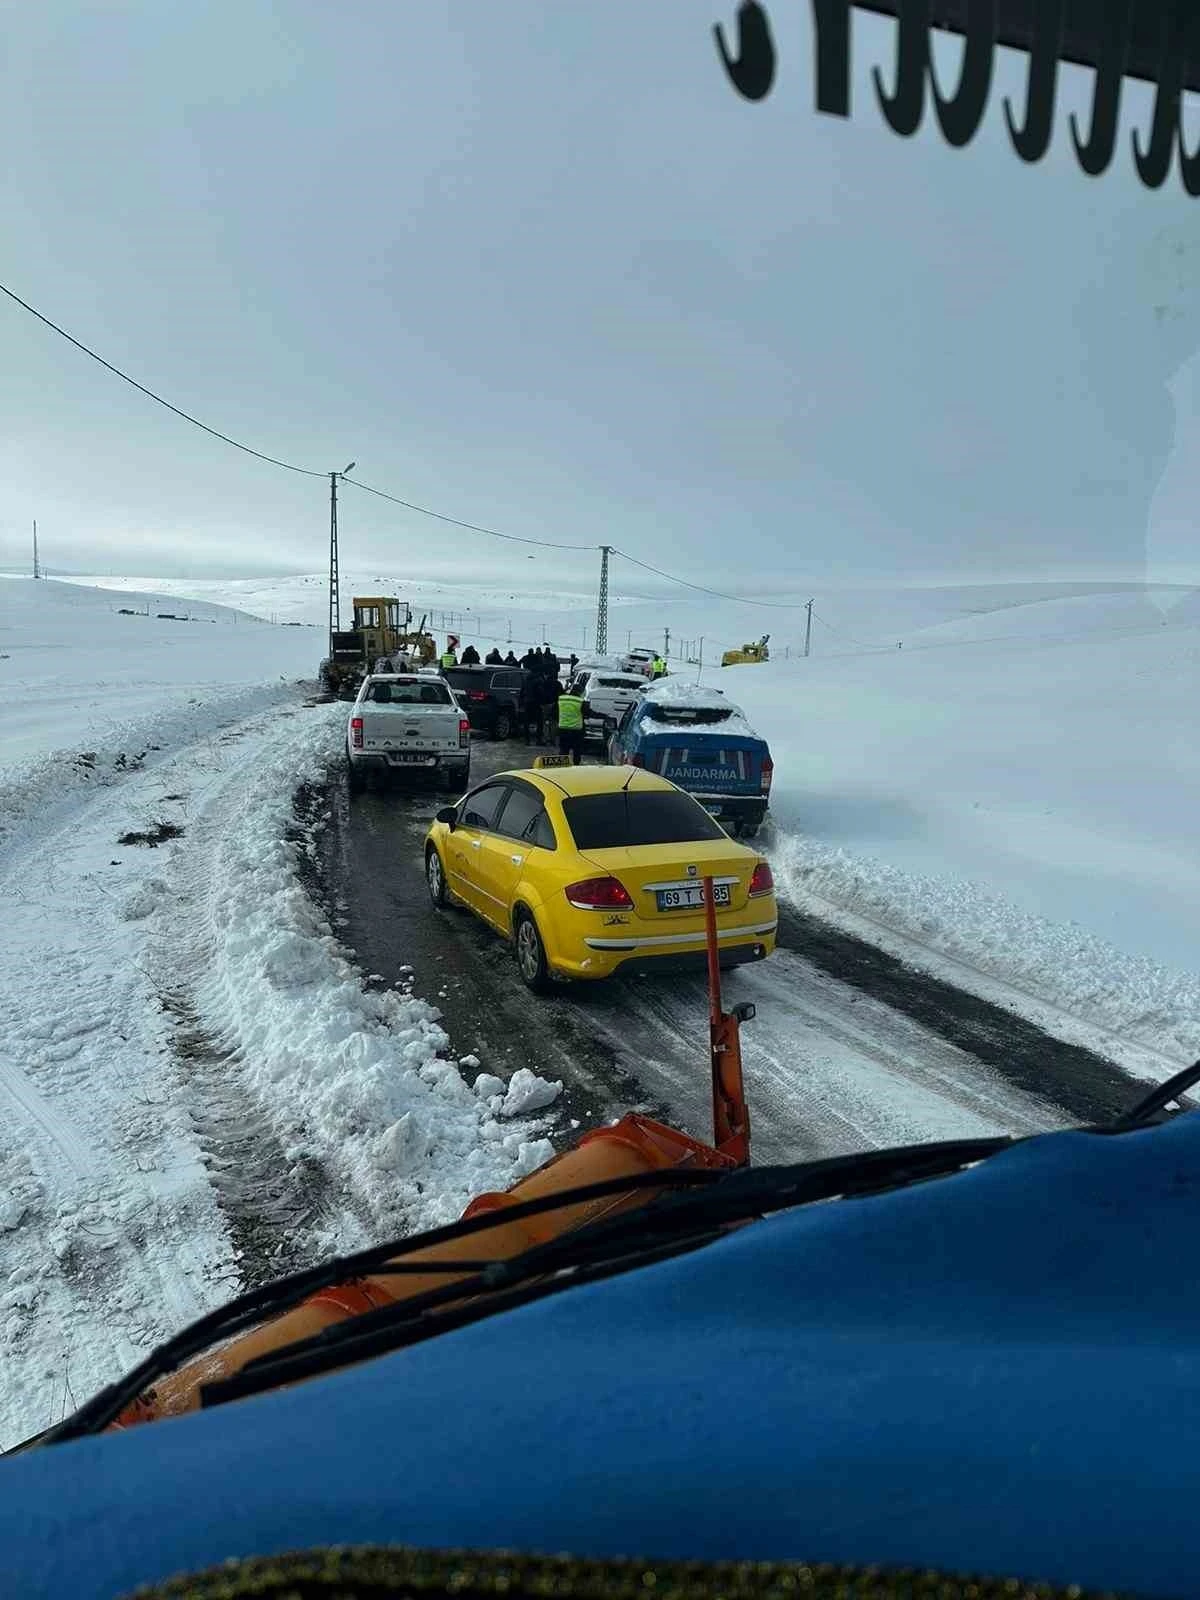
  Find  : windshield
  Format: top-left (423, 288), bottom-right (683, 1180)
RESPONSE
top-left (4, 1), bottom-right (1199, 1479)
top-left (645, 706), bottom-right (731, 726)
top-left (365, 681), bottom-right (452, 705)
top-left (562, 791), bottom-right (728, 849)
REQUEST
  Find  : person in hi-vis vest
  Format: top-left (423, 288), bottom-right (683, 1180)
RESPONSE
top-left (556, 686), bottom-right (587, 765)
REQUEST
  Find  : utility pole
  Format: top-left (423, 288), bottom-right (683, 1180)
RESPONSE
top-left (329, 462), bottom-right (355, 654)
top-left (664, 626), bottom-right (671, 661)
top-left (596, 545), bottom-right (611, 655)
top-left (32, 519), bottom-right (39, 579)
top-left (804, 598), bottom-right (813, 659)
top-left (328, 474), bottom-right (340, 652)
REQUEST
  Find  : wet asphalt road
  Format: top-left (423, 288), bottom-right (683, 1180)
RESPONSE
top-left (308, 733), bottom-right (1145, 1161)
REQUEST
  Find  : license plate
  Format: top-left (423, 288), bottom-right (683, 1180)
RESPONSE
top-left (655, 883), bottom-right (732, 912)
top-left (390, 752), bottom-right (435, 765)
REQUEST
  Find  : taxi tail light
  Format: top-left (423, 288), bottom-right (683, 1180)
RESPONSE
top-left (566, 876), bottom-right (634, 910)
top-left (749, 861), bottom-right (774, 898)
top-left (459, 718), bottom-right (470, 746)
top-left (351, 717), bottom-right (364, 750)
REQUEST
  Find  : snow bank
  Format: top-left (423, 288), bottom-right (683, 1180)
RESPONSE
top-left (0, 578), bottom-right (565, 1447)
top-left (723, 594), bottom-right (1200, 1060)
top-left (187, 711), bottom-right (563, 1241)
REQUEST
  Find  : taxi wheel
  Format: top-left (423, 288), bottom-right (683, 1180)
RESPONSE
top-left (513, 908), bottom-right (551, 993)
top-left (426, 846), bottom-right (448, 909)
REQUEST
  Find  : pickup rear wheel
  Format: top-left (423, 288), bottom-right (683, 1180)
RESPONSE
top-left (426, 845), bottom-right (448, 908)
top-left (513, 908), bottom-right (551, 993)
top-left (346, 753), bottom-right (367, 795)
top-left (493, 711), bottom-right (513, 741)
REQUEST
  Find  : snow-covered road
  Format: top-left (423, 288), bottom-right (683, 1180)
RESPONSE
top-left (316, 742), bottom-right (1154, 1178)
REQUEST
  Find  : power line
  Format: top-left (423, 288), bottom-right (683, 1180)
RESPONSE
top-left (0, 279), bottom-right (326, 479)
top-left (611, 547), bottom-right (812, 610)
top-left (341, 476), bottom-right (595, 552)
top-left (809, 608), bottom-right (882, 649)
top-left (1, 278), bottom-right (830, 592)
top-left (2, 278), bottom-right (594, 548)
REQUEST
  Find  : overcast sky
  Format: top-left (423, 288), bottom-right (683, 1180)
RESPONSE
top-left (3, 2), bottom-right (1199, 596)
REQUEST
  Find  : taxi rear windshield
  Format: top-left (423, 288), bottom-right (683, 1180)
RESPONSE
top-left (562, 791), bottom-right (726, 849)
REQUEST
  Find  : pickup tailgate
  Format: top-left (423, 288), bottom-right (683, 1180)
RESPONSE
top-left (357, 703), bottom-right (464, 759)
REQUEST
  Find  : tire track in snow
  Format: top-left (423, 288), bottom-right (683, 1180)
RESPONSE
top-left (0, 691), bottom-right (330, 1449)
top-left (149, 725), bottom-right (341, 1285)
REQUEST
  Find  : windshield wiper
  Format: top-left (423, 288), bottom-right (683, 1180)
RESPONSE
top-left (1110, 1057), bottom-right (1200, 1131)
top-left (198, 1136), bottom-right (1013, 1412)
top-left (28, 1167), bottom-right (724, 1449)
top-left (27, 1062), bottom-right (1198, 1452)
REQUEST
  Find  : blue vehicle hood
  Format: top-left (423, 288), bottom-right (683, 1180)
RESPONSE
top-left (4, 1115), bottom-right (1200, 1599)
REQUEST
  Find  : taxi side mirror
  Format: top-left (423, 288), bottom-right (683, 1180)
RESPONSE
top-left (435, 806), bottom-right (458, 829)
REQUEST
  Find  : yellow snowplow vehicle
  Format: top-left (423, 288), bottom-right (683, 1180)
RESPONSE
top-left (320, 597), bottom-right (427, 698)
top-left (721, 633), bottom-right (770, 668)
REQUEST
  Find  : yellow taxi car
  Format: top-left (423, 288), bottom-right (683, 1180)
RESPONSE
top-left (424, 764), bottom-right (777, 991)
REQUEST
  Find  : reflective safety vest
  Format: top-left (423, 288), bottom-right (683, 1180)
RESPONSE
top-left (557, 693), bottom-right (585, 730)
top-left (652, 657), bottom-right (666, 676)
top-left (440, 651), bottom-right (457, 669)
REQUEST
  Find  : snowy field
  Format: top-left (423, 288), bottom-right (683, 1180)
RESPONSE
top-left (2, 568), bottom-right (1197, 1449)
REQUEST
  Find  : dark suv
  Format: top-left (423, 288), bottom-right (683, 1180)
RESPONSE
top-left (443, 665), bottom-right (525, 739)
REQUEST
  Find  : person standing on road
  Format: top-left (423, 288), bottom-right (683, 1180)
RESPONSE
top-left (485, 647), bottom-right (503, 664)
top-left (651, 654), bottom-right (667, 680)
top-left (504, 649), bottom-right (519, 665)
top-left (461, 643), bottom-right (480, 665)
top-left (556, 683), bottom-right (587, 765)
top-left (440, 642), bottom-right (458, 671)
top-left (568, 652), bottom-right (579, 677)
top-left (519, 671), bottom-right (546, 744)
top-left (520, 646), bottom-right (538, 673)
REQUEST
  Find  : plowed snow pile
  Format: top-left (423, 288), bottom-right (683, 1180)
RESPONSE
top-left (0, 578), bottom-right (561, 1449)
top-left (724, 586), bottom-right (1200, 1066)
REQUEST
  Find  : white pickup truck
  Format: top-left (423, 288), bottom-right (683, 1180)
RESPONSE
top-left (567, 667), bottom-right (649, 743)
top-left (345, 674), bottom-right (471, 795)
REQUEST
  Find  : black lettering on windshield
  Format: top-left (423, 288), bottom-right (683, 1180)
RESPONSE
top-left (713, 0), bottom-right (1200, 196)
